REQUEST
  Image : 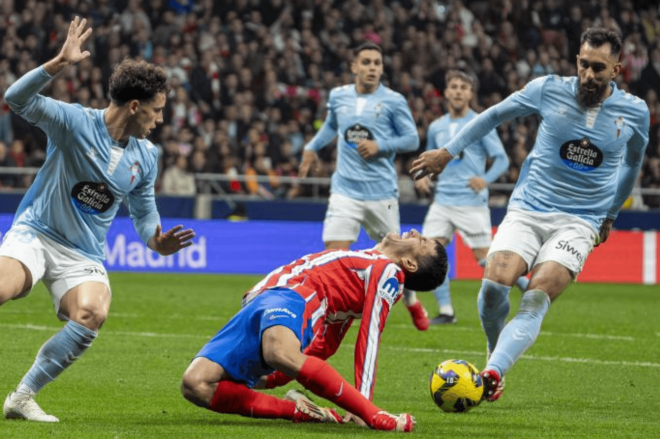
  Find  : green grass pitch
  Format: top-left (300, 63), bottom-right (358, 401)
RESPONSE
top-left (1, 273), bottom-right (658, 438)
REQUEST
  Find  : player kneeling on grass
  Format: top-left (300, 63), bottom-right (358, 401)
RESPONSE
top-left (181, 230), bottom-right (447, 432)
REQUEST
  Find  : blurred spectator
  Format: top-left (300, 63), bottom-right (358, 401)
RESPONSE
top-left (0, 0), bottom-right (657, 206)
top-left (0, 140), bottom-right (18, 188)
top-left (161, 154), bottom-right (196, 195)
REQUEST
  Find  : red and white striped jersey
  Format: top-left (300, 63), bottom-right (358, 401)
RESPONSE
top-left (243, 248), bottom-right (405, 401)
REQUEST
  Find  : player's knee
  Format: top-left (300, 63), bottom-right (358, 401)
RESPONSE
top-left (69, 304), bottom-right (108, 331)
top-left (484, 253), bottom-right (526, 286)
top-left (181, 369), bottom-right (209, 406)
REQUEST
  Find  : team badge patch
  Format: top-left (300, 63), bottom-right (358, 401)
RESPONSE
top-left (129, 162), bottom-right (141, 184)
top-left (559, 138), bottom-right (603, 172)
top-left (71, 181), bottom-right (115, 215)
top-left (614, 117), bottom-right (625, 139)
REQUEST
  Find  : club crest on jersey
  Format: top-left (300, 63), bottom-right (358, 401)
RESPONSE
top-left (129, 162), bottom-right (141, 184)
top-left (559, 138), bottom-right (603, 172)
top-left (378, 277), bottom-right (400, 306)
top-left (345, 124), bottom-right (374, 149)
top-left (71, 181), bottom-right (115, 215)
top-left (614, 117), bottom-right (625, 139)
top-left (86, 147), bottom-right (99, 160)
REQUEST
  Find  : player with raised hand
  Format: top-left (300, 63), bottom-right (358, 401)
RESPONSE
top-left (299, 42), bottom-right (431, 331)
top-left (1, 17), bottom-right (194, 422)
top-left (181, 231), bottom-right (448, 432)
top-left (412, 70), bottom-right (529, 325)
top-left (410, 28), bottom-right (649, 402)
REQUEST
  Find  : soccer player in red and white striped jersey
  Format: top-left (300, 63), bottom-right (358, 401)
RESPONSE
top-left (182, 230), bottom-right (447, 432)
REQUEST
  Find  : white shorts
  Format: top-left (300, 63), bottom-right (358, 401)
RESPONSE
top-left (422, 204), bottom-right (492, 248)
top-left (0, 225), bottom-right (111, 320)
top-left (323, 193), bottom-right (400, 243)
top-left (488, 209), bottom-right (598, 275)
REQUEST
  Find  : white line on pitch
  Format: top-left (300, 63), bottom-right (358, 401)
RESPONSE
top-left (0, 309), bottom-right (228, 321)
top-left (3, 323), bottom-right (657, 369)
top-left (388, 323), bottom-right (635, 341)
top-left (0, 323), bottom-right (206, 339)
top-left (381, 345), bottom-right (660, 368)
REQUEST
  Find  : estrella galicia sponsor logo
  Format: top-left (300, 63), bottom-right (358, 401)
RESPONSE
top-left (344, 124), bottom-right (374, 148)
top-left (71, 181), bottom-right (115, 215)
top-left (264, 307), bottom-right (297, 319)
top-left (559, 138), bottom-right (603, 172)
top-left (378, 277), bottom-right (400, 306)
top-left (555, 240), bottom-right (584, 263)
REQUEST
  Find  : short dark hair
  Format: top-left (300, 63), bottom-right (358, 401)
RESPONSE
top-left (580, 27), bottom-right (622, 59)
top-left (403, 240), bottom-right (448, 292)
top-left (354, 42), bottom-right (383, 58)
top-left (445, 69), bottom-right (479, 92)
top-left (109, 58), bottom-right (169, 105)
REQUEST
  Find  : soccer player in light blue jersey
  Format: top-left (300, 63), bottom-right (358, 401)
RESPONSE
top-left (298, 42), bottom-right (431, 330)
top-left (411, 28), bottom-right (649, 401)
top-left (413, 70), bottom-right (529, 325)
top-left (0, 18), bottom-right (194, 422)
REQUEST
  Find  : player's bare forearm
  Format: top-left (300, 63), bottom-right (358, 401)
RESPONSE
top-left (43, 54), bottom-right (73, 77)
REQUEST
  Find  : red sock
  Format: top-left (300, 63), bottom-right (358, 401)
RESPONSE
top-left (209, 380), bottom-right (295, 420)
top-left (265, 370), bottom-right (294, 389)
top-left (296, 356), bottom-right (381, 424)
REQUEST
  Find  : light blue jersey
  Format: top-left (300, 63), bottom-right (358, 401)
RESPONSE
top-left (444, 75), bottom-right (649, 231)
top-left (305, 83), bottom-right (418, 200)
top-left (5, 66), bottom-right (161, 263)
top-left (427, 109), bottom-right (508, 206)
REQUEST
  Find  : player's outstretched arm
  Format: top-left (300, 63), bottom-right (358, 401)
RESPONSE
top-left (148, 225), bottom-right (195, 255)
top-left (44, 16), bottom-right (92, 77)
top-left (409, 148), bottom-right (453, 180)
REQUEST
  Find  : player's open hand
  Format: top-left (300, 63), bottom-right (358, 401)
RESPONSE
top-left (596, 218), bottom-right (614, 247)
top-left (59, 17), bottom-right (93, 65)
top-left (468, 176), bottom-right (487, 192)
top-left (298, 150), bottom-right (319, 178)
top-left (409, 148), bottom-right (453, 180)
top-left (150, 225), bottom-right (195, 256)
top-left (357, 139), bottom-right (379, 159)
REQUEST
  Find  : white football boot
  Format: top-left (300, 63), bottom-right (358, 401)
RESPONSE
top-left (3, 392), bottom-right (59, 422)
top-left (285, 389), bottom-right (342, 423)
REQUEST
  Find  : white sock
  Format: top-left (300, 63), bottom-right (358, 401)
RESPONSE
top-left (439, 305), bottom-right (454, 316)
top-left (16, 382), bottom-right (36, 396)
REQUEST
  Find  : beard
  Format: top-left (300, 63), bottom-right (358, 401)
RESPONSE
top-left (576, 80), bottom-right (609, 108)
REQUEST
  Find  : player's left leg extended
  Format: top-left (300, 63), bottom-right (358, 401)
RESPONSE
top-left (5, 282), bottom-right (108, 422)
top-left (483, 261), bottom-right (573, 400)
top-left (263, 326), bottom-right (412, 431)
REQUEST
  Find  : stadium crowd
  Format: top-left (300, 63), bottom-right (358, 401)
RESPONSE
top-left (0, 0), bottom-right (659, 207)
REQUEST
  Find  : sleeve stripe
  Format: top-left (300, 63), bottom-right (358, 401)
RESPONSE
top-left (360, 293), bottom-right (382, 397)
